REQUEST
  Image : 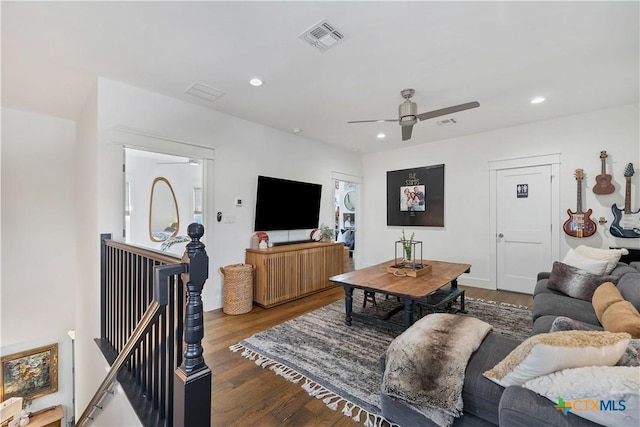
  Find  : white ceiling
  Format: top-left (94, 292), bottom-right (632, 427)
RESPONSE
top-left (2, 1), bottom-right (638, 154)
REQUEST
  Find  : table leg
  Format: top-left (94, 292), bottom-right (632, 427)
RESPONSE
top-left (403, 298), bottom-right (414, 329)
top-left (459, 290), bottom-right (466, 313)
top-left (451, 278), bottom-right (458, 288)
top-left (344, 285), bottom-right (353, 326)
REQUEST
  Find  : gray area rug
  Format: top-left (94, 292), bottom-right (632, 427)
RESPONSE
top-left (230, 292), bottom-right (532, 425)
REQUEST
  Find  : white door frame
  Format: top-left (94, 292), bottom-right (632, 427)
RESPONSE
top-left (489, 154), bottom-right (561, 290)
top-left (332, 171), bottom-right (363, 269)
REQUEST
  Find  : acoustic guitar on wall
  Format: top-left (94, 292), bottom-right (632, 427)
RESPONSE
top-left (593, 150), bottom-right (615, 195)
top-left (563, 169), bottom-right (597, 238)
top-left (610, 163), bottom-right (640, 238)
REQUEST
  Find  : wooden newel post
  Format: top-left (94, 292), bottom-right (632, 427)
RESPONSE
top-left (174, 223), bottom-right (212, 427)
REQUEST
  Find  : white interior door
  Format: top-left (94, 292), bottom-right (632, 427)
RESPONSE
top-left (496, 165), bottom-right (552, 294)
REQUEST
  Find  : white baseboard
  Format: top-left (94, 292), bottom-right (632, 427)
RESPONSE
top-left (459, 276), bottom-right (495, 290)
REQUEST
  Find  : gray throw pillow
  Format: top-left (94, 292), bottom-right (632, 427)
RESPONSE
top-left (549, 316), bottom-right (596, 332)
top-left (547, 261), bottom-right (618, 301)
top-left (617, 339), bottom-right (640, 367)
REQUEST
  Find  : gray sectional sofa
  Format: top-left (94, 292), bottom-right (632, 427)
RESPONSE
top-left (380, 260), bottom-right (640, 427)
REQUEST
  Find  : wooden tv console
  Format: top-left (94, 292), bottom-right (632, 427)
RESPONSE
top-left (245, 241), bottom-right (345, 308)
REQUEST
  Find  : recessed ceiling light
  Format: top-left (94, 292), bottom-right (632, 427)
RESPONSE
top-left (293, 127), bottom-right (302, 133)
top-left (377, 133), bottom-right (386, 139)
top-left (249, 78), bottom-right (263, 87)
top-left (531, 96), bottom-right (546, 104)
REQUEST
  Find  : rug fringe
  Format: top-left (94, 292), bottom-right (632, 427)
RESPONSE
top-left (465, 297), bottom-right (530, 310)
top-left (229, 343), bottom-right (394, 426)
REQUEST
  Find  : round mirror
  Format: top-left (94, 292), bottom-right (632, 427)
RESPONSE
top-left (149, 177), bottom-right (180, 242)
top-left (344, 191), bottom-right (356, 211)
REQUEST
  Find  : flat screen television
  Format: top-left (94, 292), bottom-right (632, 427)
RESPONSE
top-left (254, 175), bottom-right (322, 231)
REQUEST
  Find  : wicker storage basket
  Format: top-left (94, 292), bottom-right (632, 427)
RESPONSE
top-left (220, 263), bottom-right (255, 315)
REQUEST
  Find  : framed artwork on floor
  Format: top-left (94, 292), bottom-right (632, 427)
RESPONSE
top-left (387, 164), bottom-right (445, 227)
top-left (1, 343), bottom-right (58, 400)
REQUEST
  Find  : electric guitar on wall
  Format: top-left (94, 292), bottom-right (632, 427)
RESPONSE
top-left (610, 163), bottom-right (640, 238)
top-left (563, 169), bottom-right (597, 238)
top-left (593, 151), bottom-right (615, 195)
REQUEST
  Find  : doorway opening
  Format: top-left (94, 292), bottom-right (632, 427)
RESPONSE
top-left (333, 177), bottom-right (359, 271)
top-left (124, 148), bottom-right (204, 256)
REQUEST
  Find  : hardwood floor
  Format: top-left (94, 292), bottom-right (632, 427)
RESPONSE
top-left (203, 284), bottom-right (531, 426)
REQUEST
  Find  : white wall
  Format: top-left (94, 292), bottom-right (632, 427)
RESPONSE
top-left (96, 78), bottom-right (363, 310)
top-left (361, 104), bottom-right (640, 288)
top-left (1, 108), bottom-right (76, 422)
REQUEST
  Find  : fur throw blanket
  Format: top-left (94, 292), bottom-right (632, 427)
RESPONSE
top-left (381, 313), bottom-right (492, 426)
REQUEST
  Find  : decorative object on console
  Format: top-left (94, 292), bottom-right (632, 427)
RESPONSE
top-left (0, 344), bottom-right (58, 400)
top-left (319, 224), bottom-right (334, 242)
top-left (483, 331), bottom-right (630, 387)
top-left (610, 163), bottom-right (640, 238)
top-left (387, 164), bottom-right (444, 227)
top-left (563, 169), bottom-right (597, 238)
top-left (310, 228), bottom-right (321, 241)
top-left (254, 231), bottom-right (269, 249)
top-left (593, 150), bottom-right (615, 195)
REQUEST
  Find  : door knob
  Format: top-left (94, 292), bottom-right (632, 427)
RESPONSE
top-left (498, 233), bottom-right (504, 238)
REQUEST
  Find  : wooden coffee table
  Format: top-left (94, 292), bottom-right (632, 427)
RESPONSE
top-left (329, 259), bottom-right (471, 331)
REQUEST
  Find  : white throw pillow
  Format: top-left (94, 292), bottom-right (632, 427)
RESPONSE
top-left (562, 248), bottom-right (609, 275)
top-left (483, 331), bottom-right (630, 387)
top-left (523, 366), bottom-right (640, 427)
top-left (574, 245), bottom-right (628, 274)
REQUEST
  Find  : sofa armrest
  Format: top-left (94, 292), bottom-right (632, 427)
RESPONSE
top-left (537, 272), bottom-right (551, 281)
top-left (499, 386), bottom-right (602, 427)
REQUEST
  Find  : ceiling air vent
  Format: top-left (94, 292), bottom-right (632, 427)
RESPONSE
top-left (185, 82), bottom-right (225, 103)
top-left (299, 20), bottom-right (344, 52)
top-left (436, 118), bottom-right (457, 126)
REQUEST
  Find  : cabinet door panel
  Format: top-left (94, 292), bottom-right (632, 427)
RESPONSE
top-left (299, 247), bottom-right (325, 294)
top-left (263, 252), bottom-right (299, 305)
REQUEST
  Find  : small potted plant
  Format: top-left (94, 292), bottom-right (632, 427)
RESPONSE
top-left (400, 230), bottom-right (415, 267)
top-left (320, 224), bottom-right (335, 242)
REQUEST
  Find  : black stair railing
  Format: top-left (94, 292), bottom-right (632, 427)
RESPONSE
top-left (76, 223), bottom-right (211, 427)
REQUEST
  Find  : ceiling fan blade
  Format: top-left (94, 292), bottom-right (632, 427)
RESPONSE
top-left (401, 124), bottom-right (414, 141)
top-left (416, 101), bottom-right (480, 121)
top-left (348, 119), bottom-right (399, 124)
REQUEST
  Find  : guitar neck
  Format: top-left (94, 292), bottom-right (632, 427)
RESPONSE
top-left (601, 157), bottom-right (606, 176)
top-left (576, 177), bottom-right (583, 214)
top-left (625, 177), bottom-right (632, 214)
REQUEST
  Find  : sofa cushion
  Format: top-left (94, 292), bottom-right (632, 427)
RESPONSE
top-left (574, 245), bottom-right (627, 274)
top-left (547, 262), bottom-right (618, 301)
top-left (562, 249), bottom-right (608, 275)
top-left (523, 366), bottom-right (640, 427)
top-left (461, 333), bottom-right (520, 425)
top-left (499, 386), bottom-right (602, 426)
top-left (549, 316), bottom-right (597, 332)
top-left (483, 331), bottom-right (630, 387)
top-left (616, 272), bottom-right (640, 310)
top-left (533, 278), bottom-right (565, 298)
top-left (532, 293), bottom-right (600, 325)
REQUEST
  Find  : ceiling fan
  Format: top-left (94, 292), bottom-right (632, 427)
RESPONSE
top-left (348, 89), bottom-right (480, 141)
